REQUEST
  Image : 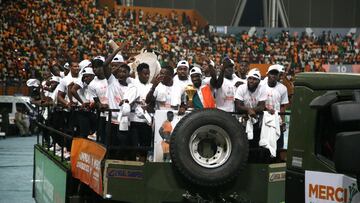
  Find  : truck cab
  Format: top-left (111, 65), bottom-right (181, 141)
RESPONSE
top-left (286, 72), bottom-right (360, 202)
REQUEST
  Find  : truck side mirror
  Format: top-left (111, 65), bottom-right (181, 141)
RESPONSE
top-left (334, 132), bottom-right (360, 191)
top-left (310, 91), bottom-right (338, 109)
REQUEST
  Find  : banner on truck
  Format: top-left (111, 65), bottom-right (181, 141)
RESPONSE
top-left (71, 138), bottom-right (106, 195)
top-left (305, 170), bottom-right (359, 203)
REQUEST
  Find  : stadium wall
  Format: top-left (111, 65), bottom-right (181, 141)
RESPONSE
top-left (132, 0), bottom-right (360, 27)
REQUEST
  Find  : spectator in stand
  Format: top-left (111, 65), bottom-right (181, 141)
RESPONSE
top-left (1, 0), bottom-right (359, 88)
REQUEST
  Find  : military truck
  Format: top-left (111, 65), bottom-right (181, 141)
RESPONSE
top-left (32, 72), bottom-right (360, 203)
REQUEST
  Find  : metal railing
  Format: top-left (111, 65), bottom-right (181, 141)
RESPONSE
top-left (35, 106), bottom-right (154, 162)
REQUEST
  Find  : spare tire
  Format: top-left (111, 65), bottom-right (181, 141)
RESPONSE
top-left (170, 109), bottom-right (248, 187)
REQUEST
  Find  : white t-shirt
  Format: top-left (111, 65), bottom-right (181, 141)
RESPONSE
top-left (235, 74), bottom-right (247, 86)
top-left (216, 78), bottom-right (238, 112)
top-left (41, 87), bottom-right (59, 120)
top-left (203, 76), bottom-right (211, 84)
top-left (73, 78), bottom-right (90, 103)
top-left (173, 75), bottom-right (192, 94)
top-left (87, 77), bottom-right (108, 104)
top-left (275, 82), bottom-right (289, 106)
top-left (105, 78), bottom-right (130, 123)
top-left (235, 83), bottom-right (267, 109)
top-left (57, 73), bottom-right (79, 103)
top-left (260, 76), bottom-right (268, 85)
top-left (231, 74), bottom-right (243, 83)
top-left (49, 88), bottom-right (59, 104)
top-left (59, 71), bottom-right (66, 78)
top-left (263, 85), bottom-right (282, 111)
top-left (263, 82), bottom-right (289, 111)
top-left (107, 74), bottom-right (117, 86)
top-left (153, 83), bottom-right (182, 110)
top-left (125, 79), bottom-right (152, 123)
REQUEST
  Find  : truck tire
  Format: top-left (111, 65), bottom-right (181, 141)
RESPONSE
top-left (170, 109), bottom-right (248, 187)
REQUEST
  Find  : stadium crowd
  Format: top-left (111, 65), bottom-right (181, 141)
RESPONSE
top-left (1, 0), bottom-right (360, 85)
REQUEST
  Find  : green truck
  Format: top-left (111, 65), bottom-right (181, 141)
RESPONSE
top-left (33, 72), bottom-right (360, 203)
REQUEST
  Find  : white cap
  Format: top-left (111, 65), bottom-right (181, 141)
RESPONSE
top-left (50, 76), bottom-right (60, 83)
top-left (63, 62), bottom-right (70, 70)
top-left (190, 67), bottom-right (202, 76)
top-left (266, 64), bottom-right (280, 73)
top-left (247, 68), bottom-right (261, 80)
top-left (222, 57), bottom-right (235, 67)
top-left (112, 54), bottom-right (124, 63)
top-left (79, 59), bottom-right (91, 73)
top-left (267, 64), bottom-right (284, 73)
top-left (177, 60), bottom-right (189, 68)
top-left (93, 56), bottom-right (105, 62)
top-left (26, 79), bottom-right (40, 87)
top-left (82, 67), bottom-right (95, 76)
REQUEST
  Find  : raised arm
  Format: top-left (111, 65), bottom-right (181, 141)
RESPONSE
top-left (214, 63), bottom-right (224, 89)
top-left (103, 42), bottom-right (127, 79)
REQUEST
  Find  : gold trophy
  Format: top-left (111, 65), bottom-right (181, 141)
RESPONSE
top-left (185, 85), bottom-right (197, 109)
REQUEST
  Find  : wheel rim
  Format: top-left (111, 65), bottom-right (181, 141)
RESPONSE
top-left (189, 125), bottom-right (231, 168)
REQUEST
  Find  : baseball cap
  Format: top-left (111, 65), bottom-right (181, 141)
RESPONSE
top-left (177, 60), bottom-right (189, 68)
top-left (26, 79), bottom-right (40, 87)
top-left (112, 54), bottom-right (124, 63)
top-left (63, 62), bottom-right (70, 70)
top-left (82, 67), bottom-right (95, 75)
top-left (247, 68), bottom-right (261, 80)
top-left (93, 56), bottom-right (105, 62)
top-left (267, 64), bottom-right (281, 74)
top-left (190, 67), bottom-right (202, 76)
top-left (79, 59), bottom-right (91, 73)
top-left (222, 57), bottom-right (235, 67)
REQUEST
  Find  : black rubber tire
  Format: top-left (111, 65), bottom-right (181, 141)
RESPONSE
top-left (170, 109), bottom-right (248, 187)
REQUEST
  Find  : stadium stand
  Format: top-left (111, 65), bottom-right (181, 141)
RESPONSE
top-left (0, 0), bottom-right (359, 93)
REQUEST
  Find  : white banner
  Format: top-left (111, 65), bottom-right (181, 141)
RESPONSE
top-left (305, 171), bottom-right (359, 203)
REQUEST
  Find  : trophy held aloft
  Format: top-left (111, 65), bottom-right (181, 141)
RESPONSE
top-left (185, 84), bottom-right (197, 110)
